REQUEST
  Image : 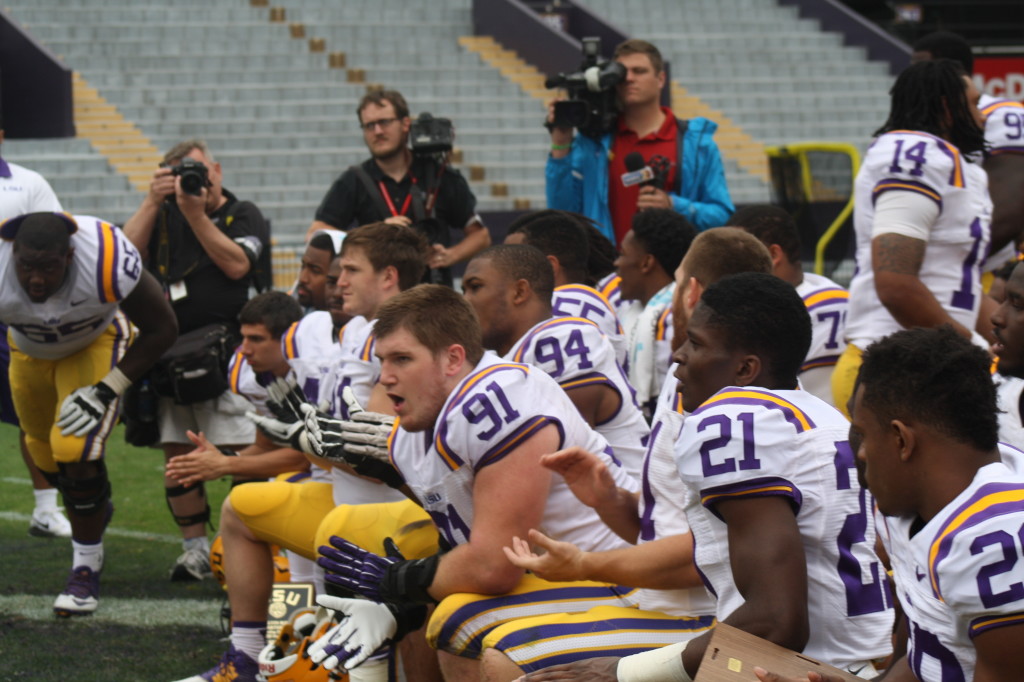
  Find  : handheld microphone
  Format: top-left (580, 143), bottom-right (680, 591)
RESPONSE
top-left (621, 152), bottom-right (655, 187)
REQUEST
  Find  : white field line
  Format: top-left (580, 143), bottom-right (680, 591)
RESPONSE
top-left (0, 511), bottom-right (181, 544)
top-left (0, 594), bottom-right (223, 626)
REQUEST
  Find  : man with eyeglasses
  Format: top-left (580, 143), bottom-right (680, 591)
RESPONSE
top-left (308, 89), bottom-right (490, 287)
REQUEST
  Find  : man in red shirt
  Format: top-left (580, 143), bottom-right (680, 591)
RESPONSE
top-left (547, 40), bottom-right (733, 246)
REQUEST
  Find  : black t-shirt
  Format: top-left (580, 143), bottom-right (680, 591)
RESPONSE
top-left (145, 189), bottom-right (267, 334)
top-left (314, 156), bottom-right (478, 234)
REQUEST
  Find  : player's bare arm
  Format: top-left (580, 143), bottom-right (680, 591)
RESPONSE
top-left (680, 495), bottom-right (811, 677)
top-left (116, 269), bottom-right (178, 379)
top-left (427, 424), bottom-right (559, 599)
top-left (541, 446), bottom-right (640, 542)
top-left (972, 622), bottom-right (1024, 682)
top-left (563, 382), bottom-right (623, 430)
top-left (983, 153), bottom-right (1024, 253)
top-left (872, 233), bottom-right (971, 337)
top-left (505, 527), bottom-right (700, 589)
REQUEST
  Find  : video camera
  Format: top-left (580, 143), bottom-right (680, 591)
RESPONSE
top-left (162, 158), bottom-right (210, 196)
top-left (545, 37), bottom-right (625, 139)
top-left (410, 112), bottom-right (454, 156)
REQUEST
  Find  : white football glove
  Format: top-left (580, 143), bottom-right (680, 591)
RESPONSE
top-left (338, 386), bottom-right (394, 460)
top-left (308, 595), bottom-right (396, 671)
top-left (264, 375), bottom-right (309, 423)
top-left (57, 382), bottom-right (119, 437)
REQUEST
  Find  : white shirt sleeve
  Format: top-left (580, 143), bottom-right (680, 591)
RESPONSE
top-left (870, 190), bottom-right (940, 242)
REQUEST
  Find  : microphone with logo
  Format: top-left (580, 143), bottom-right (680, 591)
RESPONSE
top-left (621, 152), bottom-right (671, 190)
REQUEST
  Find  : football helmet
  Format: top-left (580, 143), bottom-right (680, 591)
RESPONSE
top-left (257, 608), bottom-right (347, 682)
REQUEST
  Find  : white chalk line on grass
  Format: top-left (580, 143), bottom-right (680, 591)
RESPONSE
top-left (0, 594), bottom-right (223, 627)
top-left (0, 511), bottom-right (181, 544)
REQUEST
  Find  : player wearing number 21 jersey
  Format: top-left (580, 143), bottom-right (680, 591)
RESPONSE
top-left (676, 387), bottom-right (894, 671)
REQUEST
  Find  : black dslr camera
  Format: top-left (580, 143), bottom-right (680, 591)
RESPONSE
top-left (163, 158), bottom-right (210, 196)
top-left (546, 37), bottom-right (625, 139)
top-left (410, 112), bottom-right (454, 156)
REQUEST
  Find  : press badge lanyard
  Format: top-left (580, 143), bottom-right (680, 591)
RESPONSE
top-left (378, 178), bottom-right (416, 217)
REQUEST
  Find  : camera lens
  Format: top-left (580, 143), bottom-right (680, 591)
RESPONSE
top-left (179, 170), bottom-right (204, 196)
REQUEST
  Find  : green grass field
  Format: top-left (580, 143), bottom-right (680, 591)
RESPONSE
top-left (0, 423), bottom-right (235, 680)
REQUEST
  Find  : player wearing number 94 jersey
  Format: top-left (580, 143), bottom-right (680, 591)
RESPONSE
top-left (835, 60), bottom-right (991, 416)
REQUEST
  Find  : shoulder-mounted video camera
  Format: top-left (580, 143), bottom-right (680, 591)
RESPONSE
top-left (410, 112), bottom-right (454, 156)
top-left (545, 37), bottom-right (625, 139)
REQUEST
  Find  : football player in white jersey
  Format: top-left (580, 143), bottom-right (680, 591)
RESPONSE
top-left (165, 291), bottom-right (307, 488)
top-left (728, 205), bottom-right (849, 406)
top-left (462, 244), bottom-right (650, 476)
top-left (759, 327), bottom-right (1024, 682)
top-left (615, 209), bottom-right (695, 416)
top-left (305, 285), bottom-right (641, 682)
top-left (0, 212), bottom-right (177, 616)
top-left (511, 273), bottom-right (892, 682)
top-left (177, 222), bottom-right (433, 682)
top-left (834, 59), bottom-right (992, 416)
top-left (504, 210), bottom-right (629, 368)
top-left (911, 31), bottom-right (1024, 261)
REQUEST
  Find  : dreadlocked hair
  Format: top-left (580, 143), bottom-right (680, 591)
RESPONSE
top-left (874, 59), bottom-right (985, 156)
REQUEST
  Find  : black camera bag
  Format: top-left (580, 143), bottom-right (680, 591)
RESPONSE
top-left (150, 323), bottom-right (238, 405)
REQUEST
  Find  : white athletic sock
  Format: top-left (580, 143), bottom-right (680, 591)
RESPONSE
top-left (34, 488), bottom-right (59, 513)
top-left (230, 621), bottom-right (267, 661)
top-left (183, 535), bottom-right (210, 553)
top-left (72, 540), bottom-right (104, 572)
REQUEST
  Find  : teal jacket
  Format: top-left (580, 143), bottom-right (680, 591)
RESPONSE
top-left (545, 116), bottom-right (734, 243)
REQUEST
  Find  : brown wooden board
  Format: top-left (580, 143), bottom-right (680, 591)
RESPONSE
top-left (695, 624), bottom-right (866, 682)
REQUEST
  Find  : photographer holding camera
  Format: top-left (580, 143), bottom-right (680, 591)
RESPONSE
top-left (547, 39), bottom-right (734, 246)
top-left (123, 139), bottom-right (269, 581)
top-left (307, 89), bottom-right (490, 286)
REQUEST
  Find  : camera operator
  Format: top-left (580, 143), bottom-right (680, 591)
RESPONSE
top-left (547, 39), bottom-right (734, 246)
top-left (123, 139), bottom-right (269, 582)
top-left (307, 89), bottom-right (490, 286)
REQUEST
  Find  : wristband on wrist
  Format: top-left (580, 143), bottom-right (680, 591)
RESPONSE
top-left (217, 446), bottom-right (239, 457)
top-left (100, 367), bottom-right (132, 396)
top-left (616, 640), bottom-right (692, 682)
top-left (551, 142), bottom-right (572, 151)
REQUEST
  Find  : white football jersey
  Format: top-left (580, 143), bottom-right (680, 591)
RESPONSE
top-left (390, 353), bottom-right (637, 553)
top-left (878, 447), bottom-right (1024, 682)
top-left (846, 131), bottom-right (992, 349)
top-left (676, 387), bottom-right (894, 669)
top-left (0, 160), bottom-right (63, 220)
top-left (797, 273), bottom-right (849, 406)
top-left (283, 311), bottom-right (342, 404)
top-left (320, 316), bottom-right (376, 420)
top-left (620, 283), bottom-right (675, 411)
top-left (596, 272), bottom-right (624, 317)
top-left (551, 284), bottom-right (628, 368)
top-left (635, 367), bottom-right (717, 617)
top-left (0, 215), bottom-right (142, 359)
top-left (506, 316), bottom-right (649, 477)
top-left (228, 349), bottom-right (271, 414)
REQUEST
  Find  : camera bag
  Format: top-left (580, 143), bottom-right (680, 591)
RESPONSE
top-left (150, 323), bottom-right (238, 405)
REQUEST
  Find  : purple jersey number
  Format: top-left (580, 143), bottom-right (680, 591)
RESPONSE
top-left (950, 217), bottom-right (984, 312)
top-left (834, 440), bottom-right (889, 616)
top-left (462, 380), bottom-right (521, 441)
top-left (697, 412), bottom-right (760, 477)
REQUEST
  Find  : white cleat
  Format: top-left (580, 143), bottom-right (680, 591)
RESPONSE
top-left (29, 507), bottom-right (73, 538)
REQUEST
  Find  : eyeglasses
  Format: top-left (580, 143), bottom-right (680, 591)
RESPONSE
top-left (361, 117), bottom-right (398, 132)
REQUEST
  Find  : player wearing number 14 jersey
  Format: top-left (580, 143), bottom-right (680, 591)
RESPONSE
top-left (835, 59), bottom-right (992, 415)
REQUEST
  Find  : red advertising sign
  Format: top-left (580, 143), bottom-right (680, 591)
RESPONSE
top-left (975, 56), bottom-right (1024, 101)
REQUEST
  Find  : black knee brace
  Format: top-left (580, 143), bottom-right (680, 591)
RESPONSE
top-left (165, 482), bottom-right (211, 528)
top-left (56, 461), bottom-right (112, 517)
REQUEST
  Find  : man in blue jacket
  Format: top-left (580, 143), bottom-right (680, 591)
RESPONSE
top-left (546, 40), bottom-right (733, 246)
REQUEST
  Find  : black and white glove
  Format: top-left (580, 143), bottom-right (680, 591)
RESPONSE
top-left (338, 387), bottom-right (394, 458)
top-left (57, 381), bottom-right (119, 437)
top-left (246, 411), bottom-right (314, 454)
top-left (302, 388), bottom-right (403, 488)
top-left (264, 375), bottom-right (309, 424)
top-left (309, 595), bottom-right (424, 672)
